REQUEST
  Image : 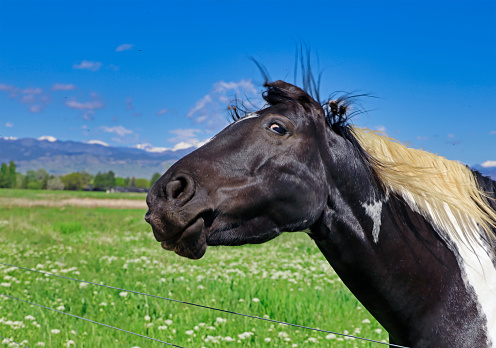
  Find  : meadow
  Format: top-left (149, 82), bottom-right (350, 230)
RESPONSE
top-left (0, 189), bottom-right (388, 347)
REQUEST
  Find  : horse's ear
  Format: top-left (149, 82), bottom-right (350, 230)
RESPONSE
top-left (263, 80), bottom-right (322, 113)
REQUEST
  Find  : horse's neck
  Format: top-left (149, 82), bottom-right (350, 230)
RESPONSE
top-left (310, 144), bottom-right (493, 346)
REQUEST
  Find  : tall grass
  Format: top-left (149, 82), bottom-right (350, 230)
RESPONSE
top-left (0, 192), bottom-right (387, 347)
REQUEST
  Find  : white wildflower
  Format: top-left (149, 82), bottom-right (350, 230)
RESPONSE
top-left (164, 319), bottom-right (173, 325)
top-left (374, 328), bottom-right (382, 334)
top-left (223, 336), bottom-right (235, 342)
top-left (185, 330), bottom-right (194, 335)
top-left (264, 337), bottom-right (271, 342)
top-left (215, 317), bottom-right (227, 324)
top-left (362, 318), bottom-right (371, 324)
top-left (252, 297), bottom-right (260, 302)
top-left (24, 315), bottom-right (35, 321)
top-left (51, 329), bottom-right (61, 334)
top-left (119, 291), bottom-right (127, 297)
top-left (238, 332), bottom-right (254, 339)
top-left (144, 315), bottom-right (151, 321)
top-left (326, 333), bottom-right (336, 339)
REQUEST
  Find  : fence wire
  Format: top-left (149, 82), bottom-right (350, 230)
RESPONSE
top-left (0, 293), bottom-right (183, 348)
top-left (0, 334), bottom-right (29, 348)
top-left (0, 262), bottom-right (408, 347)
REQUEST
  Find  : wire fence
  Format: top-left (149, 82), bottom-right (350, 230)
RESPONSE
top-left (0, 262), bottom-right (409, 347)
top-left (0, 334), bottom-right (29, 348)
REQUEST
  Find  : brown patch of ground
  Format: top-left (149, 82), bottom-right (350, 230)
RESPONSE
top-left (0, 197), bottom-right (147, 209)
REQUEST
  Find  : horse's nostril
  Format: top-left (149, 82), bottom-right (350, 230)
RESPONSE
top-left (167, 179), bottom-right (184, 199)
top-left (165, 174), bottom-right (195, 205)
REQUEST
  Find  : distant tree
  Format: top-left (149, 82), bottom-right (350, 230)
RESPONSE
top-left (107, 170), bottom-right (116, 188)
top-left (115, 177), bottom-right (125, 187)
top-left (8, 161), bottom-right (16, 188)
top-left (61, 172), bottom-right (83, 190)
top-left (27, 181), bottom-right (41, 190)
top-left (80, 171), bottom-right (91, 189)
top-left (47, 176), bottom-right (65, 190)
top-left (35, 169), bottom-right (49, 189)
top-left (26, 170), bottom-right (37, 184)
top-left (93, 171), bottom-right (116, 190)
top-left (93, 172), bottom-right (105, 190)
top-left (0, 163), bottom-right (9, 188)
top-left (123, 177), bottom-right (130, 187)
top-left (150, 172), bottom-right (161, 188)
top-left (134, 178), bottom-right (150, 188)
top-left (16, 173), bottom-right (27, 189)
top-left (129, 176), bottom-right (136, 187)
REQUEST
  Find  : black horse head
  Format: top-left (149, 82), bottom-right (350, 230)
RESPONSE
top-left (145, 80), bottom-right (340, 259)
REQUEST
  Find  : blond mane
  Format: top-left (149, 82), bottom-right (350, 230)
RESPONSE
top-left (351, 126), bottom-right (496, 248)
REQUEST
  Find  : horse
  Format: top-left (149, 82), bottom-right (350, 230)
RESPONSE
top-left (145, 80), bottom-right (496, 347)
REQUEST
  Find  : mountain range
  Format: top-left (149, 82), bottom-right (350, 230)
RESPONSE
top-left (0, 137), bottom-right (495, 180)
top-left (0, 137), bottom-right (194, 178)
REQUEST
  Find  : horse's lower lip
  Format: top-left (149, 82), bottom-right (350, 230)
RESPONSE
top-left (160, 217), bottom-right (204, 251)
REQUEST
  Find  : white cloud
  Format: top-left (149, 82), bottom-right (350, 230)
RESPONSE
top-left (157, 108), bottom-right (168, 116)
top-left (374, 125), bottom-right (387, 133)
top-left (481, 160), bottom-right (496, 168)
top-left (2, 85), bottom-right (50, 112)
top-left (73, 60), bottom-right (102, 71)
top-left (29, 105), bottom-right (44, 113)
top-left (126, 97), bottom-right (134, 110)
top-left (52, 83), bottom-right (77, 91)
top-left (1, 136), bottom-right (17, 140)
top-left (169, 128), bottom-right (201, 140)
top-left (171, 141), bottom-right (195, 151)
top-left (101, 126), bottom-right (133, 137)
top-left (22, 87), bottom-right (42, 94)
top-left (490, 131), bottom-right (496, 135)
top-left (187, 79), bottom-right (262, 132)
top-left (0, 84), bottom-right (15, 91)
top-left (116, 43), bottom-right (134, 52)
top-left (417, 135), bottom-right (429, 141)
top-left (447, 133), bottom-right (455, 138)
top-left (5, 122), bottom-right (13, 127)
top-left (38, 136), bottom-right (57, 142)
top-left (87, 140), bottom-right (109, 147)
top-left (134, 141), bottom-right (196, 153)
top-left (65, 96), bottom-right (104, 111)
top-left (134, 143), bottom-right (168, 153)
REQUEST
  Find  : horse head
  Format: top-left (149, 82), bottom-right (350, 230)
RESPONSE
top-left (145, 80), bottom-right (334, 259)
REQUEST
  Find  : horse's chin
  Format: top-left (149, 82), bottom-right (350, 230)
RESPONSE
top-left (171, 241), bottom-right (207, 260)
top-left (159, 217), bottom-right (208, 260)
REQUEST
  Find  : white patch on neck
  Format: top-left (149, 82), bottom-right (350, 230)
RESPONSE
top-left (400, 191), bottom-right (496, 345)
top-left (233, 112), bottom-right (259, 124)
top-left (362, 200), bottom-right (383, 243)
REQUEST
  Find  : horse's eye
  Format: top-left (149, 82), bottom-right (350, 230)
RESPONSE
top-left (268, 123), bottom-right (287, 135)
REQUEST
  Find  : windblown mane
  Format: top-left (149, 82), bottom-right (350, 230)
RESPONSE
top-left (350, 127), bottom-right (496, 248)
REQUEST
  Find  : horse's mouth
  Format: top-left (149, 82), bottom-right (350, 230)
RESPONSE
top-left (158, 217), bottom-right (207, 260)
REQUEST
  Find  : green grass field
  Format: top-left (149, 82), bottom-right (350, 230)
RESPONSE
top-left (0, 189), bottom-right (388, 347)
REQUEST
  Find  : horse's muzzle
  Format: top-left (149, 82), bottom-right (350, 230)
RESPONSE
top-left (145, 172), bottom-right (209, 259)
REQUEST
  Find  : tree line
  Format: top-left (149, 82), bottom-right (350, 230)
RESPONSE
top-left (0, 161), bottom-right (162, 191)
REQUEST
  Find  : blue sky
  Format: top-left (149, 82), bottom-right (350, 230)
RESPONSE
top-left (0, 0), bottom-right (495, 166)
